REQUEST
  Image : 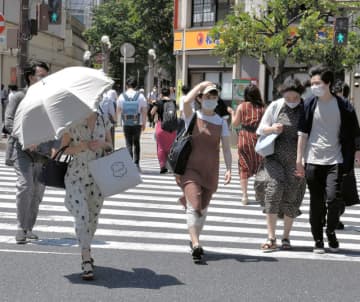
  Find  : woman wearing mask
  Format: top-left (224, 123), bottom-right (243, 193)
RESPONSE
top-left (61, 111), bottom-right (113, 280)
top-left (257, 77), bottom-right (306, 252)
top-left (177, 81), bottom-right (232, 262)
top-left (228, 84), bottom-right (265, 205)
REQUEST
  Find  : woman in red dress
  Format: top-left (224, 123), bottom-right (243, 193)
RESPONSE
top-left (228, 84), bottom-right (265, 205)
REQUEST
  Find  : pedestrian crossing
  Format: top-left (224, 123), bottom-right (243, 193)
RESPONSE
top-left (1, 152), bottom-right (360, 262)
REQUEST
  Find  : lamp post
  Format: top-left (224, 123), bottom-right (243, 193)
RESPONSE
top-left (147, 48), bottom-right (156, 97)
top-left (101, 35), bottom-right (111, 74)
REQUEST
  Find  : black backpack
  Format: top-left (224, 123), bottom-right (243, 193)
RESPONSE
top-left (161, 100), bottom-right (178, 132)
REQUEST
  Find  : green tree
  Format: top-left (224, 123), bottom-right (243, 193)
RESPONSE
top-left (83, 0), bottom-right (174, 89)
top-left (211, 0), bottom-right (360, 98)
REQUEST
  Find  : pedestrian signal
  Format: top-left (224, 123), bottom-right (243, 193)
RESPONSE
top-left (48, 0), bottom-right (61, 24)
top-left (334, 17), bottom-right (348, 46)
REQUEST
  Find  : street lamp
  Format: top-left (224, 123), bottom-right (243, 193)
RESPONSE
top-left (147, 48), bottom-right (156, 96)
top-left (101, 35), bottom-right (111, 74)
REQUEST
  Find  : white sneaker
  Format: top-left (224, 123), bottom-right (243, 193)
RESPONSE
top-left (26, 230), bottom-right (39, 240)
top-left (15, 229), bottom-right (26, 244)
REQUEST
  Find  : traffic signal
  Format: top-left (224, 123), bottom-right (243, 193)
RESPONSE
top-left (334, 17), bottom-right (348, 46)
top-left (48, 0), bottom-right (62, 24)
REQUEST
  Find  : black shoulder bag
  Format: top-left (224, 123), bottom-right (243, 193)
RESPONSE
top-left (38, 145), bottom-right (71, 189)
top-left (167, 113), bottom-right (197, 175)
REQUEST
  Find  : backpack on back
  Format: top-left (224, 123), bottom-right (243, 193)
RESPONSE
top-left (122, 92), bottom-right (140, 126)
top-left (161, 100), bottom-right (178, 132)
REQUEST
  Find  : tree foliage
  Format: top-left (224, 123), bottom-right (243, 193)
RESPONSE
top-left (83, 0), bottom-right (174, 89)
top-left (211, 0), bottom-right (360, 97)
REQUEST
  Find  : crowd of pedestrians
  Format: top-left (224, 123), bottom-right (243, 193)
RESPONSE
top-left (2, 62), bottom-right (360, 280)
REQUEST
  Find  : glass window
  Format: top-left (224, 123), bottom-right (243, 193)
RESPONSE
top-left (221, 72), bottom-right (233, 100)
top-left (205, 72), bottom-right (220, 84)
top-left (192, 0), bottom-right (216, 27)
top-left (217, 0), bottom-right (234, 21)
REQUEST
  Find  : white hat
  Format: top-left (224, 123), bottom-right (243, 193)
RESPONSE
top-left (203, 85), bottom-right (218, 95)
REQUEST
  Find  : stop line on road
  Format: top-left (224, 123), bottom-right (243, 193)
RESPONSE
top-left (0, 153), bottom-right (360, 262)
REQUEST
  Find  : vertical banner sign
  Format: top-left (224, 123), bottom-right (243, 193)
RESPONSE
top-left (0, 13), bottom-right (6, 47)
top-left (176, 79), bottom-right (183, 104)
top-left (10, 67), bottom-right (17, 84)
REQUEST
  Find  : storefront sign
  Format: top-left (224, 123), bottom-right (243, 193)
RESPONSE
top-left (173, 29), bottom-right (221, 51)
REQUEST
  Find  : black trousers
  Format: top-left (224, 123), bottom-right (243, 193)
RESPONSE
top-left (305, 164), bottom-right (344, 241)
top-left (123, 125), bottom-right (142, 165)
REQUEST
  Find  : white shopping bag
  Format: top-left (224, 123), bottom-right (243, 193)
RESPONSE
top-left (88, 148), bottom-right (142, 197)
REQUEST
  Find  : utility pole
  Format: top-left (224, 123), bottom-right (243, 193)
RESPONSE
top-left (17, 0), bottom-right (29, 88)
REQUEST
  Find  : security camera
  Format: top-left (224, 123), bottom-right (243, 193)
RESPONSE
top-left (354, 82), bottom-right (360, 87)
top-left (354, 72), bottom-right (360, 79)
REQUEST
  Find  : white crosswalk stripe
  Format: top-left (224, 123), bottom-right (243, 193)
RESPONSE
top-left (0, 152), bottom-right (360, 262)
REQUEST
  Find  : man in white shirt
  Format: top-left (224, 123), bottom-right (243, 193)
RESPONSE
top-left (117, 78), bottom-right (147, 170)
top-left (100, 87), bottom-right (118, 147)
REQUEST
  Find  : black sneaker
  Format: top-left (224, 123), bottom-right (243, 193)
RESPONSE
top-left (191, 245), bottom-right (203, 262)
top-left (313, 240), bottom-right (325, 254)
top-left (160, 167), bottom-right (168, 174)
top-left (336, 221), bottom-right (345, 230)
top-left (327, 231), bottom-right (339, 252)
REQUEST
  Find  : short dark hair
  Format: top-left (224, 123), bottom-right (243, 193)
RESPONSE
top-left (23, 60), bottom-right (49, 86)
top-left (279, 77), bottom-right (305, 95)
top-left (126, 77), bottom-right (137, 88)
top-left (309, 64), bottom-right (334, 86)
top-left (161, 87), bottom-right (170, 97)
top-left (333, 80), bottom-right (350, 98)
top-left (244, 84), bottom-right (264, 107)
top-left (181, 85), bottom-right (190, 94)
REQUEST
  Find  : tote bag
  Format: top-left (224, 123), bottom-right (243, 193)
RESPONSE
top-left (88, 148), bottom-right (142, 197)
top-left (167, 113), bottom-right (197, 175)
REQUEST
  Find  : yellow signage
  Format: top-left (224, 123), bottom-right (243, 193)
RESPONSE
top-left (174, 29), bottom-right (221, 51)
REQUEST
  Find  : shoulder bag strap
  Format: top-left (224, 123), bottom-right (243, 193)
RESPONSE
top-left (52, 145), bottom-right (70, 160)
top-left (185, 113), bottom-right (197, 135)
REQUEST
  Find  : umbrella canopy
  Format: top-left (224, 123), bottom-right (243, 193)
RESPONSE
top-left (13, 66), bottom-right (113, 149)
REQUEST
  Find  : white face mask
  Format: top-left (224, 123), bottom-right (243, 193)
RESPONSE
top-left (311, 84), bottom-right (325, 97)
top-left (202, 99), bottom-right (218, 111)
top-left (285, 101), bottom-right (300, 109)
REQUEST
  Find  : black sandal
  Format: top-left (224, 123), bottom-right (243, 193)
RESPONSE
top-left (281, 238), bottom-right (292, 250)
top-left (81, 261), bottom-right (94, 281)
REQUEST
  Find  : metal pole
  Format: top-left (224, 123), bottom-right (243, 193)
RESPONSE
top-left (181, 0), bottom-right (187, 85)
top-left (17, 0), bottom-right (29, 88)
top-left (0, 0), bottom-right (4, 87)
top-left (123, 47), bottom-right (126, 92)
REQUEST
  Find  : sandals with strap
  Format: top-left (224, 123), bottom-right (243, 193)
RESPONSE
top-left (81, 261), bottom-right (94, 281)
top-left (281, 238), bottom-right (292, 250)
top-left (261, 238), bottom-right (277, 253)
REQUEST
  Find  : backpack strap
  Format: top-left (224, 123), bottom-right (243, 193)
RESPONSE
top-left (132, 91), bottom-right (140, 102)
top-left (123, 91), bottom-right (140, 102)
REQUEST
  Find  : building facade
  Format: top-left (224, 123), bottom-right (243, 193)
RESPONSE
top-left (0, 0), bottom-right (91, 87)
top-left (173, 0), bottom-right (265, 102)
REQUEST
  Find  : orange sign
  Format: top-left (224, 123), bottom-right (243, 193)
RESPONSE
top-left (173, 29), bottom-right (221, 51)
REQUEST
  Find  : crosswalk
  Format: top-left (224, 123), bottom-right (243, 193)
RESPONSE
top-left (1, 152), bottom-right (360, 262)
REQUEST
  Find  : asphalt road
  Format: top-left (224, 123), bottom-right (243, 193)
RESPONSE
top-left (0, 129), bottom-right (360, 302)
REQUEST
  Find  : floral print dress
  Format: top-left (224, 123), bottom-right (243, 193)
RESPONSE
top-left (64, 113), bottom-right (112, 250)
